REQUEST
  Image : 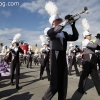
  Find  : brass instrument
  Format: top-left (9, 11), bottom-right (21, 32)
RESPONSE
top-left (69, 6), bottom-right (88, 25)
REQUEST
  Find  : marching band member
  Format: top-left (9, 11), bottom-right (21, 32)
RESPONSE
top-left (26, 49), bottom-right (34, 68)
top-left (23, 53), bottom-right (27, 64)
top-left (42, 1), bottom-right (79, 100)
top-left (76, 51), bottom-right (83, 68)
top-left (10, 39), bottom-right (24, 89)
top-left (77, 19), bottom-right (100, 96)
top-left (40, 42), bottom-right (50, 81)
top-left (68, 43), bottom-right (80, 76)
top-left (4, 33), bottom-right (24, 89)
top-left (33, 48), bottom-right (39, 65)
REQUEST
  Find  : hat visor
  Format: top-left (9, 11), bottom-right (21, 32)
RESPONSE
top-left (55, 18), bottom-right (62, 21)
top-left (87, 34), bottom-right (92, 36)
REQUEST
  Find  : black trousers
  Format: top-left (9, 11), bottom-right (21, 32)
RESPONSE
top-left (23, 57), bottom-right (27, 64)
top-left (27, 58), bottom-right (32, 68)
top-left (77, 57), bottom-right (82, 67)
top-left (10, 60), bottom-right (20, 87)
top-left (68, 56), bottom-right (79, 75)
top-left (78, 61), bottom-right (100, 94)
top-left (40, 58), bottom-right (50, 80)
top-left (43, 50), bottom-right (68, 100)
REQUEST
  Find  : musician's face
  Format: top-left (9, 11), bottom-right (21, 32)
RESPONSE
top-left (71, 46), bottom-right (74, 49)
top-left (12, 42), bottom-right (16, 46)
top-left (43, 44), bottom-right (47, 48)
top-left (86, 34), bottom-right (92, 40)
top-left (52, 19), bottom-right (62, 27)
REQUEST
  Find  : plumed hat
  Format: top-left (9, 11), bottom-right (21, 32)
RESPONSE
top-left (45, 1), bottom-right (62, 25)
top-left (82, 18), bottom-right (91, 38)
top-left (12, 33), bottom-right (21, 44)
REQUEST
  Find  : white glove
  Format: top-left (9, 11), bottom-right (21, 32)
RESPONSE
top-left (59, 20), bottom-right (69, 26)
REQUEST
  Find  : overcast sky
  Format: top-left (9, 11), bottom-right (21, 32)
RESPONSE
top-left (0, 0), bottom-right (100, 48)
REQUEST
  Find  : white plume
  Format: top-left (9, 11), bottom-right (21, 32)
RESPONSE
top-left (82, 18), bottom-right (90, 31)
top-left (13, 33), bottom-right (21, 41)
top-left (44, 27), bottom-right (50, 36)
top-left (45, 1), bottom-right (59, 16)
top-left (39, 35), bottom-right (46, 43)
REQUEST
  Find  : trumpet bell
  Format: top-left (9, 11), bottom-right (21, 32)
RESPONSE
top-left (84, 6), bottom-right (89, 14)
top-left (84, 6), bottom-right (88, 11)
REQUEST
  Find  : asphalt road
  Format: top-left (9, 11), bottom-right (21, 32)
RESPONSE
top-left (0, 63), bottom-right (100, 100)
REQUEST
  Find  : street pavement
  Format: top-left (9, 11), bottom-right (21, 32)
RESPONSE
top-left (0, 63), bottom-right (100, 100)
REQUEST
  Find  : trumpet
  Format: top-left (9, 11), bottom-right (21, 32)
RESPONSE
top-left (69, 6), bottom-right (89, 25)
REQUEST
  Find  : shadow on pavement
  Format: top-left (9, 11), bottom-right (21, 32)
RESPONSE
top-left (0, 88), bottom-right (18, 99)
top-left (0, 81), bottom-right (11, 89)
top-left (70, 78), bottom-right (94, 100)
top-left (6, 92), bottom-right (33, 100)
top-left (70, 90), bottom-right (84, 100)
